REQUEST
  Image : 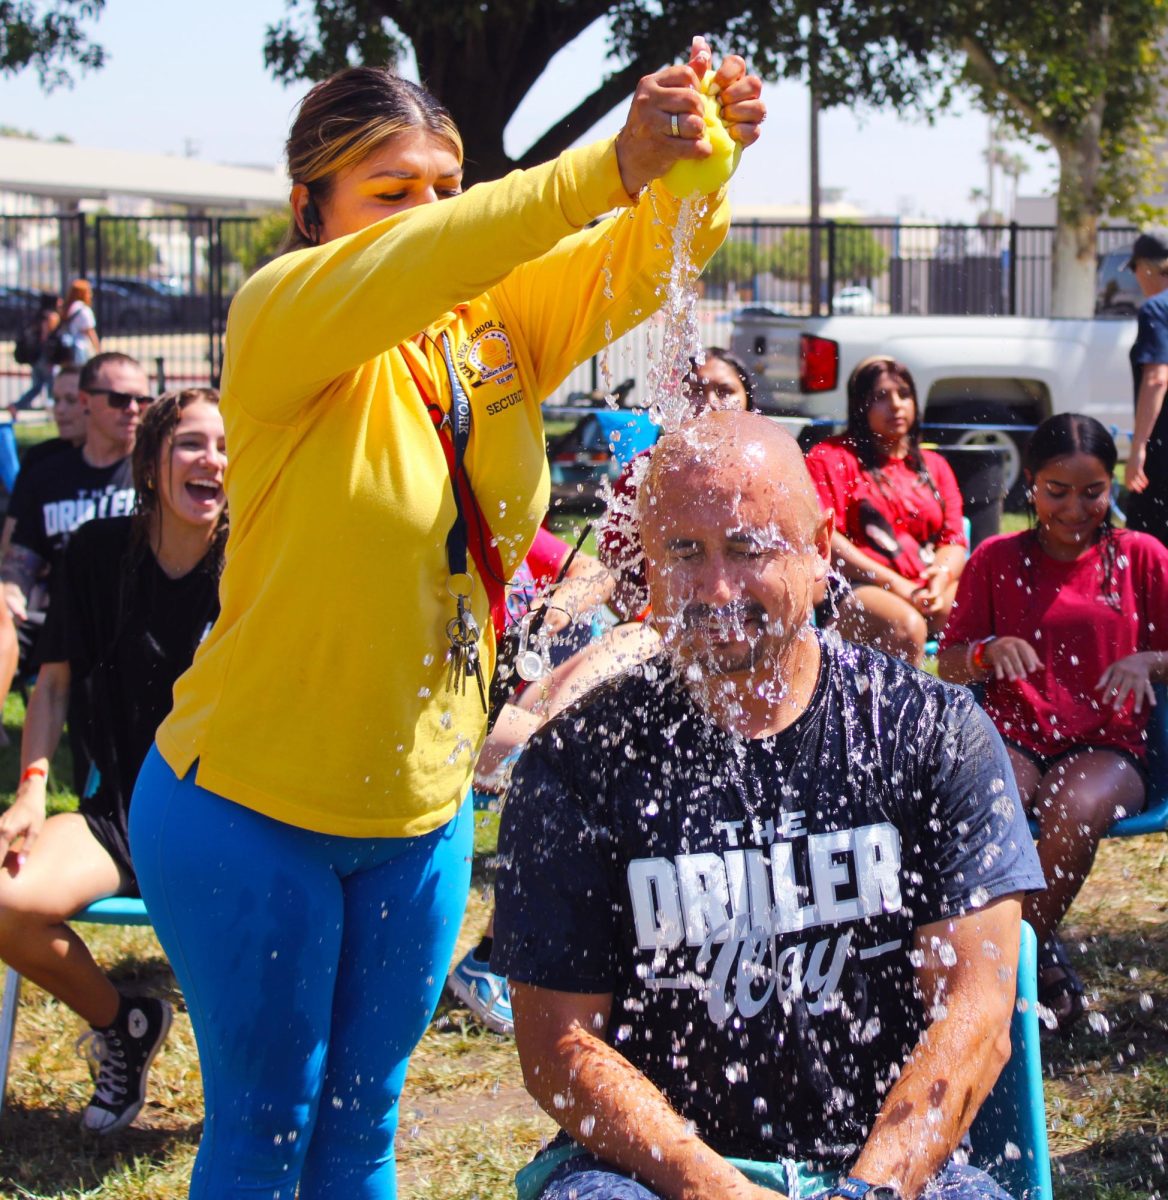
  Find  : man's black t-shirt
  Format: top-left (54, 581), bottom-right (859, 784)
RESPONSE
top-left (8, 445), bottom-right (134, 574)
top-left (14, 436), bottom-right (75, 481)
top-left (40, 517), bottom-right (220, 888)
top-left (493, 636), bottom-right (1044, 1166)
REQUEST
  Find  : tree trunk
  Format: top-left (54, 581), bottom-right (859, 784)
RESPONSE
top-left (1050, 135), bottom-right (1105, 318)
top-left (1049, 16), bottom-right (1109, 319)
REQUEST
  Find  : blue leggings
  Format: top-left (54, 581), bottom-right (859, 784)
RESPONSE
top-left (129, 745), bottom-right (473, 1199)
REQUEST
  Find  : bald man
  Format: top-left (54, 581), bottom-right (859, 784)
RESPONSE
top-left (493, 412), bottom-right (1043, 1200)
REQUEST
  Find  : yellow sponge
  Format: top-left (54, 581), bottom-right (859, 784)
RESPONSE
top-left (662, 70), bottom-right (743, 198)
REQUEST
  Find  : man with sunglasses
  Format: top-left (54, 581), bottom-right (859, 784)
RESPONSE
top-left (2, 352), bottom-right (148, 786)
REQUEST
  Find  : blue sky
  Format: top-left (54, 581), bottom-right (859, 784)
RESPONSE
top-left (0, 0), bottom-right (1056, 219)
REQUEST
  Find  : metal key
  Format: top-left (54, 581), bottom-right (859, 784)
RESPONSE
top-left (445, 596), bottom-right (488, 712)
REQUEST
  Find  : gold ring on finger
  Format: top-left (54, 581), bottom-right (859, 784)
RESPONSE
top-left (670, 113), bottom-right (680, 138)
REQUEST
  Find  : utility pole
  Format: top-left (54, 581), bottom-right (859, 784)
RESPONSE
top-left (809, 9), bottom-right (822, 316)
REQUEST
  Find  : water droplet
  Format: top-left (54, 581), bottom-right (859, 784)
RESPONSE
top-left (579, 1115), bottom-right (596, 1136)
top-left (1087, 1010), bottom-right (1110, 1035)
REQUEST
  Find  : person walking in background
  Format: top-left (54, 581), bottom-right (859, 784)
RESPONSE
top-left (1124, 228), bottom-right (1168, 545)
top-left (128, 44), bottom-right (764, 1200)
top-left (58, 279), bottom-right (100, 366)
top-left (12, 293), bottom-right (61, 412)
top-left (806, 355), bottom-right (966, 665)
top-left (0, 389), bottom-right (226, 1136)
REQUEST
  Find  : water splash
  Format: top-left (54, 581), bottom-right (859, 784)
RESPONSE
top-left (644, 195), bottom-right (708, 434)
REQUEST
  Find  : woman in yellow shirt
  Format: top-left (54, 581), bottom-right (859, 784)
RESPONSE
top-left (128, 42), bottom-right (764, 1200)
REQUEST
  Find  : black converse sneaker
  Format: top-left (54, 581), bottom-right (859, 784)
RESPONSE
top-left (80, 995), bottom-right (173, 1135)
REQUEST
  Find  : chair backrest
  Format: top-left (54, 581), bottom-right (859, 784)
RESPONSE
top-left (968, 921), bottom-right (1053, 1200)
top-left (1108, 681), bottom-right (1168, 838)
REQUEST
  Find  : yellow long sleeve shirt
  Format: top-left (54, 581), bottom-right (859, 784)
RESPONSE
top-left (156, 136), bottom-right (729, 838)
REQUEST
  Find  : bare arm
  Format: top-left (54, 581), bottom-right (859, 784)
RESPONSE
top-left (0, 659), bottom-right (70, 862)
top-left (512, 984), bottom-right (776, 1200)
top-left (829, 532), bottom-right (917, 601)
top-left (848, 897), bottom-right (1021, 1200)
top-left (0, 515), bottom-right (16, 560)
top-left (1, 542), bottom-right (46, 621)
top-left (1126, 362), bottom-right (1168, 492)
top-left (539, 550), bottom-right (616, 635)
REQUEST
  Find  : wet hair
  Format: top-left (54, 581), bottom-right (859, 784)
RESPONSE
top-left (688, 347), bottom-right (757, 411)
top-left (79, 352), bottom-right (143, 392)
top-left (844, 355), bottom-right (944, 515)
top-left (280, 66), bottom-right (463, 253)
top-left (65, 278), bottom-right (92, 307)
top-left (1023, 413), bottom-right (1122, 608)
top-left (130, 387), bottom-right (228, 582)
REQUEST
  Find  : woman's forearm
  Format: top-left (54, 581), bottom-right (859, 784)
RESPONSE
top-left (21, 661), bottom-right (70, 771)
top-left (514, 991), bottom-right (764, 1200)
top-left (936, 644), bottom-right (984, 685)
top-left (830, 533), bottom-right (905, 590)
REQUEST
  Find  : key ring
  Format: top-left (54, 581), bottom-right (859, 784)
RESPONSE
top-left (446, 572), bottom-right (474, 601)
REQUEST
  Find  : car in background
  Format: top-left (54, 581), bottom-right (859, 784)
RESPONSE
top-left (1096, 247), bottom-right (1141, 316)
top-left (92, 280), bottom-right (176, 333)
top-left (832, 285), bottom-right (875, 315)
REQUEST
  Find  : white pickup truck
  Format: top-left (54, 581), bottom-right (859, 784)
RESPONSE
top-left (729, 309), bottom-right (1137, 505)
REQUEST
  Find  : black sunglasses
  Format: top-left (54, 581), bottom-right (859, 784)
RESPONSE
top-left (85, 387), bottom-right (156, 410)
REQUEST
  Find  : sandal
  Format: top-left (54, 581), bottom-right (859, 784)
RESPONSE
top-left (1037, 934), bottom-right (1086, 1038)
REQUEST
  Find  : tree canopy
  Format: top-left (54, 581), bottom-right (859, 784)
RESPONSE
top-left (0, 0), bottom-right (105, 89)
top-left (263, 0), bottom-right (1168, 314)
top-left (263, 1), bottom-right (944, 182)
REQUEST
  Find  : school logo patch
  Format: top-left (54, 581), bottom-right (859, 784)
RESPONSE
top-left (458, 321), bottom-right (517, 389)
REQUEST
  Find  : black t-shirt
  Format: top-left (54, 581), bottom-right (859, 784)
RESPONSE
top-left (16, 436), bottom-right (75, 478)
top-left (8, 446), bottom-right (135, 578)
top-left (40, 517), bottom-right (220, 873)
top-left (493, 636), bottom-right (1044, 1166)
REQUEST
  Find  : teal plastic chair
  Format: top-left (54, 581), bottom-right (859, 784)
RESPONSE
top-left (1109, 681), bottom-right (1168, 837)
top-left (0, 896), bottom-right (151, 1118)
top-left (968, 921), bottom-right (1053, 1200)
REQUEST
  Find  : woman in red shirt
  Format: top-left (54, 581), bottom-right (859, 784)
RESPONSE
top-left (939, 413), bottom-right (1168, 1035)
top-left (806, 356), bottom-right (966, 665)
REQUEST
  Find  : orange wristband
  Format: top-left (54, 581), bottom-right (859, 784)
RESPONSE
top-left (20, 765), bottom-right (47, 783)
top-left (971, 637), bottom-right (994, 671)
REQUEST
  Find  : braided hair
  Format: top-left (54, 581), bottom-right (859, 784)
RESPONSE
top-left (1023, 413), bottom-right (1122, 609)
top-left (844, 355), bottom-right (946, 517)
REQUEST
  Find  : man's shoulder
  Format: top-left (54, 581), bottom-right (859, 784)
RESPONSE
top-left (18, 437), bottom-right (73, 474)
top-left (539, 657), bottom-right (682, 748)
top-left (1144, 289), bottom-right (1168, 319)
top-left (15, 442), bottom-right (85, 497)
top-left (825, 635), bottom-right (980, 747)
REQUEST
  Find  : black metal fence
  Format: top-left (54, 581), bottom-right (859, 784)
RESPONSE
top-left (0, 212), bottom-right (1144, 402)
top-left (0, 213), bottom-right (272, 396)
top-left (709, 220), bottom-right (1141, 317)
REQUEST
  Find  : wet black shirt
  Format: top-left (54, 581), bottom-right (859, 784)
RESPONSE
top-left (40, 517), bottom-right (220, 882)
top-left (493, 635), bottom-right (1043, 1166)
